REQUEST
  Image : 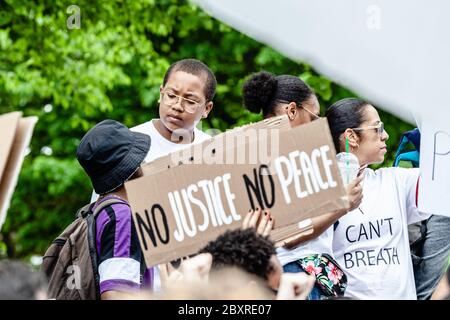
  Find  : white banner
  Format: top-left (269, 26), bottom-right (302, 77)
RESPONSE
top-left (192, 0), bottom-right (450, 215)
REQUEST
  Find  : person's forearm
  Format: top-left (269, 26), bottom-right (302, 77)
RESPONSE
top-left (283, 209), bottom-right (347, 249)
top-left (309, 209), bottom-right (347, 240)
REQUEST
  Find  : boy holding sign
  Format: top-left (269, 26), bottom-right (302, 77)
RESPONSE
top-left (91, 58), bottom-right (215, 202)
top-left (131, 58), bottom-right (215, 164)
top-left (90, 59), bottom-right (217, 288)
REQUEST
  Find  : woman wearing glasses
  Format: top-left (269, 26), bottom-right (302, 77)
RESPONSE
top-left (243, 71), bottom-right (364, 299)
top-left (326, 98), bottom-right (431, 299)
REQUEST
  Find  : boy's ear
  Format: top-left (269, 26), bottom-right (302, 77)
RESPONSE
top-left (158, 86), bottom-right (164, 103)
top-left (202, 101), bottom-right (213, 118)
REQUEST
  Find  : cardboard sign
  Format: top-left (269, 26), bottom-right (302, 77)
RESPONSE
top-left (0, 112), bottom-right (21, 182)
top-left (125, 117), bottom-right (348, 267)
top-left (418, 115), bottom-right (450, 216)
top-left (0, 112), bottom-right (38, 230)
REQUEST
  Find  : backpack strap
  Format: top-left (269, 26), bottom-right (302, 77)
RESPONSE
top-left (84, 197), bottom-right (129, 300)
top-left (76, 203), bottom-right (95, 219)
top-left (92, 198), bottom-right (129, 218)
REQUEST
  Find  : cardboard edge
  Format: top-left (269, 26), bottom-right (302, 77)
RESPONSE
top-left (0, 112), bottom-right (22, 182)
top-left (0, 116), bottom-right (38, 231)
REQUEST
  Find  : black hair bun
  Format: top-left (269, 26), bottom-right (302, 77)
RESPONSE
top-left (243, 71), bottom-right (277, 114)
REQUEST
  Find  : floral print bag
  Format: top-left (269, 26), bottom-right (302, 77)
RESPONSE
top-left (298, 253), bottom-right (347, 297)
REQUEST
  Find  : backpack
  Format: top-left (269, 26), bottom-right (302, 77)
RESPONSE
top-left (392, 128), bottom-right (426, 249)
top-left (393, 128), bottom-right (421, 168)
top-left (41, 198), bottom-right (126, 300)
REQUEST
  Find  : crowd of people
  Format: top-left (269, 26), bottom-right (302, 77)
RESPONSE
top-left (1, 58), bottom-right (449, 300)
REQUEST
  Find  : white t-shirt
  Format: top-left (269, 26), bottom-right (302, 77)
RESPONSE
top-left (90, 119), bottom-right (211, 291)
top-left (90, 119), bottom-right (210, 202)
top-left (332, 167), bottom-right (430, 300)
top-left (132, 119), bottom-right (211, 164)
top-left (276, 227), bottom-right (334, 266)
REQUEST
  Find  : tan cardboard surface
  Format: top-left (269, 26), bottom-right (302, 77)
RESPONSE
top-left (0, 112), bottom-right (21, 182)
top-left (126, 117), bottom-right (348, 266)
top-left (0, 116), bottom-right (38, 230)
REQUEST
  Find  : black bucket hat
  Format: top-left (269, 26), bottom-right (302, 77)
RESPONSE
top-left (76, 119), bottom-right (150, 195)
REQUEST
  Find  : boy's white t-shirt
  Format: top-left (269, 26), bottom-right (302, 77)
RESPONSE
top-left (276, 227), bottom-right (334, 267)
top-left (332, 167), bottom-right (430, 300)
top-left (90, 119), bottom-right (211, 291)
top-left (90, 119), bottom-right (210, 202)
top-left (132, 119), bottom-right (211, 164)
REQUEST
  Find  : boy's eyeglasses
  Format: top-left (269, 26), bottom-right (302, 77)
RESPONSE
top-left (352, 122), bottom-right (385, 136)
top-left (161, 90), bottom-right (206, 114)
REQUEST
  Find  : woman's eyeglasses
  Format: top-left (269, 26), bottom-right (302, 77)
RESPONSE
top-left (352, 122), bottom-right (385, 136)
top-left (280, 100), bottom-right (321, 121)
top-left (161, 90), bottom-right (206, 114)
top-left (301, 105), bottom-right (321, 121)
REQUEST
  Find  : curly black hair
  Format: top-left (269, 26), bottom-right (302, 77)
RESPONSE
top-left (163, 58), bottom-right (217, 102)
top-left (243, 71), bottom-right (314, 118)
top-left (199, 228), bottom-right (276, 281)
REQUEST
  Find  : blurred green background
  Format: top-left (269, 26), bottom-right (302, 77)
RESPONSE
top-left (0, 0), bottom-right (413, 263)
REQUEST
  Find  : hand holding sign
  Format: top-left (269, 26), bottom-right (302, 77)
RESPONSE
top-left (276, 170), bottom-right (364, 249)
top-left (242, 208), bottom-right (275, 237)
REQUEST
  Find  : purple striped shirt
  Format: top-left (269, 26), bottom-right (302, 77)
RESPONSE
top-left (94, 195), bottom-right (153, 294)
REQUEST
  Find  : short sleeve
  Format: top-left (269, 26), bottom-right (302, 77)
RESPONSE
top-left (96, 203), bottom-right (143, 294)
top-left (396, 168), bottom-right (431, 225)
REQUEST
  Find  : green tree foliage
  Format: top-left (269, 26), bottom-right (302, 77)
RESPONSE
top-left (0, 0), bottom-right (412, 260)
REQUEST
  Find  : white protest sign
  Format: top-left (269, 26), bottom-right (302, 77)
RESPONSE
top-left (192, 0), bottom-right (450, 218)
top-left (418, 114), bottom-right (450, 217)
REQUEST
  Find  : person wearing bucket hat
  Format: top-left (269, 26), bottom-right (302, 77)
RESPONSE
top-left (77, 120), bottom-right (153, 299)
top-left (77, 119), bottom-right (150, 195)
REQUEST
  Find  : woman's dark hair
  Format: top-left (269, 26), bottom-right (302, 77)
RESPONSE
top-left (325, 98), bottom-right (370, 152)
top-left (243, 71), bottom-right (314, 118)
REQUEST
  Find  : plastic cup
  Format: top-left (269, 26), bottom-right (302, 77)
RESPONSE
top-left (336, 152), bottom-right (360, 187)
